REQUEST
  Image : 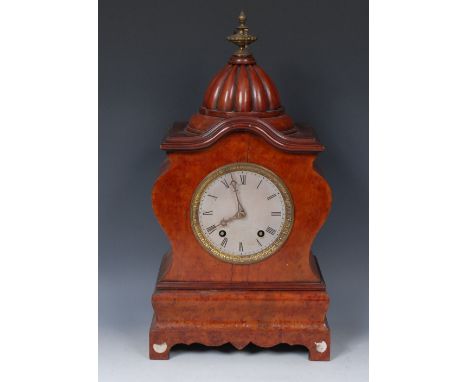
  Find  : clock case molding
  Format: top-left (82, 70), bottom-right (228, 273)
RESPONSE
top-left (150, 14), bottom-right (332, 361)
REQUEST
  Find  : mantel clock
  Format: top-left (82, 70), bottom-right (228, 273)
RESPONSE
top-left (149, 12), bottom-right (332, 361)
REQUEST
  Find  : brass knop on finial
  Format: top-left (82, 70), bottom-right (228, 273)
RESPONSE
top-left (226, 11), bottom-right (257, 56)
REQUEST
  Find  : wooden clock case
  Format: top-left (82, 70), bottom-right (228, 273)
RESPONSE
top-left (149, 27), bottom-right (332, 361)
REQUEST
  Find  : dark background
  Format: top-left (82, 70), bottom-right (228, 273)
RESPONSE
top-left (99, 0), bottom-right (368, 379)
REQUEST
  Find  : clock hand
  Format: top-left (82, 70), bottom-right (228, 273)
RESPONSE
top-left (230, 174), bottom-right (246, 218)
top-left (215, 205), bottom-right (247, 229)
top-left (219, 216), bottom-right (234, 227)
top-left (212, 174), bottom-right (248, 229)
top-left (218, 206), bottom-right (248, 227)
top-left (213, 214), bottom-right (236, 228)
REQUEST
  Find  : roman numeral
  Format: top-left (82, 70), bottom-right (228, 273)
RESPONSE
top-left (221, 237), bottom-right (228, 247)
top-left (207, 194), bottom-right (218, 200)
top-left (239, 242), bottom-right (243, 252)
top-left (221, 178), bottom-right (229, 188)
top-left (257, 179), bottom-right (263, 189)
top-left (240, 174), bottom-right (246, 185)
top-left (256, 239), bottom-right (262, 246)
top-left (203, 211), bottom-right (213, 215)
top-left (266, 226), bottom-right (276, 235)
top-left (267, 194), bottom-right (277, 200)
top-left (206, 225), bottom-right (217, 234)
top-left (271, 212), bottom-right (281, 216)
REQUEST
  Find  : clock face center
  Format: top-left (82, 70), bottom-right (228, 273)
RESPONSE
top-left (191, 162), bottom-right (294, 264)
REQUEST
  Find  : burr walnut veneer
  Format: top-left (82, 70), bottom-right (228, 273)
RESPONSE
top-left (149, 13), bottom-right (332, 361)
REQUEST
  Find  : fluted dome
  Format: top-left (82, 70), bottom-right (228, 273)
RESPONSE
top-left (202, 55), bottom-right (282, 115)
top-left (188, 54), bottom-right (294, 133)
top-left (187, 12), bottom-right (294, 133)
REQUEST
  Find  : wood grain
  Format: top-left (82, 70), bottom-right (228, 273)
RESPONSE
top-left (149, 52), bottom-right (332, 361)
top-left (149, 290), bottom-right (330, 361)
top-left (201, 54), bottom-right (281, 115)
top-left (190, 53), bottom-right (294, 132)
top-left (162, 119), bottom-right (325, 153)
top-left (153, 132), bottom-right (331, 284)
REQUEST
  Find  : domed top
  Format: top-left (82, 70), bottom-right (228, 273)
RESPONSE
top-left (163, 12), bottom-right (324, 153)
top-left (187, 12), bottom-right (294, 133)
top-left (201, 55), bottom-right (283, 116)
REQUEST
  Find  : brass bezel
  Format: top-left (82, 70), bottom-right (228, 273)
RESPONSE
top-left (190, 162), bottom-right (294, 264)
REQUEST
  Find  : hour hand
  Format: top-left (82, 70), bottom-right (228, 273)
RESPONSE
top-left (219, 217), bottom-right (232, 227)
top-left (218, 208), bottom-right (246, 227)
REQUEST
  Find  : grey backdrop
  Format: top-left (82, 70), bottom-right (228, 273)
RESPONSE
top-left (99, 0), bottom-right (368, 381)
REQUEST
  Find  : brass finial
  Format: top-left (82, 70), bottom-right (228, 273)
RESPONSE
top-left (226, 11), bottom-right (257, 56)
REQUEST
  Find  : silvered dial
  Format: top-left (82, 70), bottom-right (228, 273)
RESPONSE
top-left (191, 162), bottom-right (294, 264)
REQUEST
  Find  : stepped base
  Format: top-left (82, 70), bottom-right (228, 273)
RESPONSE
top-left (149, 288), bottom-right (330, 361)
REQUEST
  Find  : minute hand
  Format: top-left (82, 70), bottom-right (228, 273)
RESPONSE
top-left (230, 175), bottom-right (246, 218)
